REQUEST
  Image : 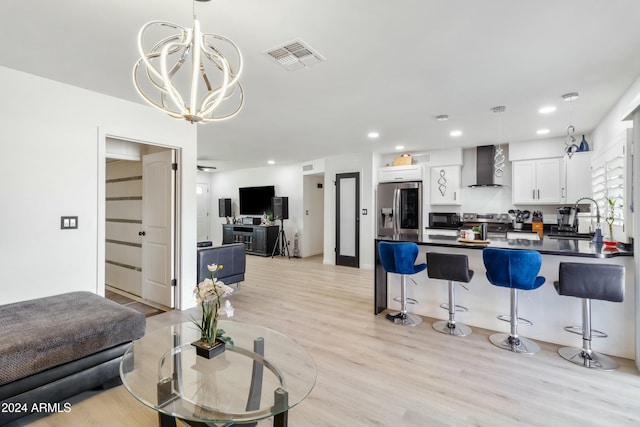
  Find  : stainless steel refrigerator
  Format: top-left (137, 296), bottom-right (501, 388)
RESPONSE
top-left (377, 181), bottom-right (422, 237)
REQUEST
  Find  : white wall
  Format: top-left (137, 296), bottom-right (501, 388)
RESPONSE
top-left (591, 73), bottom-right (640, 368)
top-left (208, 164), bottom-right (304, 249)
top-left (207, 152), bottom-right (377, 267)
top-left (459, 145), bottom-right (514, 214)
top-left (323, 152), bottom-right (376, 269)
top-left (592, 83), bottom-right (636, 152)
top-left (0, 66), bottom-right (198, 308)
top-left (302, 174), bottom-right (325, 257)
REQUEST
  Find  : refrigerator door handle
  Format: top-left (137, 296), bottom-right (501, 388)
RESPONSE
top-left (393, 187), bottom-right (400, 234)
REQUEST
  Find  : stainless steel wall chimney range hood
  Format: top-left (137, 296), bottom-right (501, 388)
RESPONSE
top-left (468, 145), bottom-right (502, 188)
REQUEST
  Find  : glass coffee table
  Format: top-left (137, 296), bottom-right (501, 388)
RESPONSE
top-left (120, 321), bottom-right (316, 427)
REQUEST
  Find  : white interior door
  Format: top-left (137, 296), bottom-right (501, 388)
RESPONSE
top-left (142, 150), bottom-right (175, 307)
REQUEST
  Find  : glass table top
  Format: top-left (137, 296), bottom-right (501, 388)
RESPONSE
top-left (120, 321), bottom-right (316, 426)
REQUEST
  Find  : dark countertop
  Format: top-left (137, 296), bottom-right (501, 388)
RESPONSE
top-left (376, 234), bottom-right (633, 258)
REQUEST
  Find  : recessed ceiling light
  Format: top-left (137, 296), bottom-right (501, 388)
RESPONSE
top-left (267, 160), bottom-right (275, 165)
top-left (395, 145), bottom-right (405, 150)
top-left (536, 129), bottom-right (550, 135)
top-left (538, 106), bottom-right (556, 114)
top-left (368, 131), bottom-right (380, 139)
top-left (562, 92), bottom-right (579, 102)
top-left (450, 130), bottom-right (462, 137)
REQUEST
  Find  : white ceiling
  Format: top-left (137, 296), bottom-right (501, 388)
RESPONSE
top-left (3, 0), bottom-right (640, 171)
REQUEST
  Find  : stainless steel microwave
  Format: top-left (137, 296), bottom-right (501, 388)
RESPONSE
top-left (428, 212), bottom-right (462, 229)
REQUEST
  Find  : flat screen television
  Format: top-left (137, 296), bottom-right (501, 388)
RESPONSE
top-left (239, 185), bottom-right (275, 215)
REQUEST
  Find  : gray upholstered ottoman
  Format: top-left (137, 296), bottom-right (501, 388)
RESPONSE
top-left (0, 291), bottom-right (145, 424)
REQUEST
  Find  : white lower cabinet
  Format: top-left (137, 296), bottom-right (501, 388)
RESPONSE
top-left (512, 158), bottom-right (564, 204)
top-left (430, 165), bottom-right (461, 205)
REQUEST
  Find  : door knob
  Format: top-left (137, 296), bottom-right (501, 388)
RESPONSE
top-left (139, 231), bottom-right (146, 236)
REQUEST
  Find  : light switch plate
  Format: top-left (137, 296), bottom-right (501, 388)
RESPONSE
top-left (61, 216), bottom-right (78, 229)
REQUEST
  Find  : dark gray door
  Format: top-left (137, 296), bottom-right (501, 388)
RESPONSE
top-left (335, 172), bottom-right (360, 268)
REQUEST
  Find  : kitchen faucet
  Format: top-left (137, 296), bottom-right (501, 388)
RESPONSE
top-left (574, 197), bottom-right (601, 225)
top-left (574, 197), bottom-right (603, 243)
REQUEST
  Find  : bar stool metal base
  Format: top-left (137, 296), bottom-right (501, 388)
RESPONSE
top-left (386, 311), bottom-right (422, 327)
top-left (558, 347), bottom-right (618, 370)
top-left (434, 277), bottom-right (472, 337)
top-left (433, 320), bottom-right (471, 336)
top-left (489, 333), bottom-right (540, 354)
top-left (393, 296), bottom-right (418, 305)
top-left (385, 273), bottom-right (422, 327)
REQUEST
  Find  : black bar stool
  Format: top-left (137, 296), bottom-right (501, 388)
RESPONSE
top-left (378, 241), bottom-right (427, 327)
top-left (554, 262), bottom-right (624, 370)
top-left (482, 248), bottom-right (546, 354)
top-left (426, 252), bottom-right (473, 336)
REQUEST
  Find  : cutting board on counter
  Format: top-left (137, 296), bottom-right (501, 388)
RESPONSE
top-left (457, 238), bottom-right (490, 244)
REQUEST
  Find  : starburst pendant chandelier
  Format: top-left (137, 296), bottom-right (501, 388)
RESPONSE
top-left (492, 106), bottom-right (506, 178)
top-left (563, 92), bottom-right (579, 158)
top-left (133, 0), bottom-right (243, 124)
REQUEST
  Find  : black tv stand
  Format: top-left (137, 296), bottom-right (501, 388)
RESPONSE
top-left (222, 224), bottom-right (279, 257)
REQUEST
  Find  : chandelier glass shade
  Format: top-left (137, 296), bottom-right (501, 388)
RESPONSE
top-left (133, 16), bottom-right (243, 124)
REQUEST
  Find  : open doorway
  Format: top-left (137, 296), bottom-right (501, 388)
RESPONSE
top-left (104, 138), bottom-right (176, 312)
top-left (302, 174), bottom-right (325, 258)
top-left (196, 182), bottom-right (211, 242)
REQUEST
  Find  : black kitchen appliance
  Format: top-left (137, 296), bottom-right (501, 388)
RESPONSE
top-left (461, 213), bottom-right (510, 235)
top-left (468, 146), bottom-right (503, 187)
top-left (377, 181), bottom-right (422, 237)
top-left (428, 212), bottom-right (462, 229)
top-left (556, 206), bottom-right (578, 233)
top-left (548, 206), bottom-right (595, 239)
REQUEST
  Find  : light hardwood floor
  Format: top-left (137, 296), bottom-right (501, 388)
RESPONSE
top-left (15, 255), bottom-right (640, 427)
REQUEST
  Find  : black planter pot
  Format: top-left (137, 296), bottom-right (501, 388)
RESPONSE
top-left (191, 339), bottom-right (226, 359)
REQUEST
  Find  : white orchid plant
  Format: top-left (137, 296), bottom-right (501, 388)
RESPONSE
top-left (193, 263), bottom-right (235, 346)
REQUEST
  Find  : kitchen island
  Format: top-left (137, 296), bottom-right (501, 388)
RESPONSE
top-left (374, 233), bottom-right (635, 360)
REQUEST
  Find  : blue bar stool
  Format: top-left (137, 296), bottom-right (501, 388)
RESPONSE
top-left (482, 248), bottom-right (545, 354)
top-left (378, 241), bottom-right (427, 326)
top-left (426, 252), bottom-right (474, 336)
top-left (554, 262), bottom-right (624, 370)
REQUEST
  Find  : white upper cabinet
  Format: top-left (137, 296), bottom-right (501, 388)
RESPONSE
top-left (512, 157), bottom-right (564, 204)
top-left (564, 151), bottom-right (592, 203)
top-left (536, 158), bottom-right (565, 203)
top-left (512, 160), bottom-right (536, 203)
top-left (378, 164), bottom-right (423, 182)
top-left (430, 165), bottom-right (461, 205)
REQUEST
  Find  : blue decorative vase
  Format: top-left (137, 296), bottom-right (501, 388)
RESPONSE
top-left (579, 135), bottom-right (589, 152)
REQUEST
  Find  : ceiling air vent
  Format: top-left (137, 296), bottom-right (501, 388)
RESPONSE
top-left (265, 39), bottom-right (325, 71)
